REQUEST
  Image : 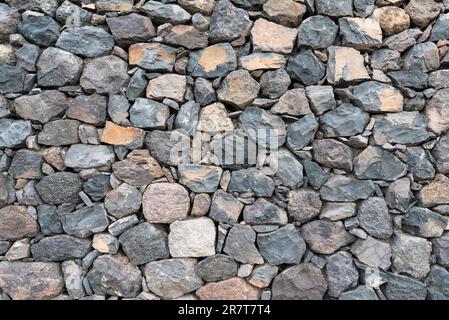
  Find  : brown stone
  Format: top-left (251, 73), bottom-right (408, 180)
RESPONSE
top-left (373, 7), bottom-right (410, 35)
top-left (112, 150), bottom-right (163, 187)
top-left (405, 0), bottom-right (441, 28)
top-left (42, 147), bottom-right (66, 171)
top-left (129, 43), bottom-right (175, 72)
top-left (178, 0), bottom-right (216, 15)
top-left (164, 25), bottom-right (209, 50)
top-left (146, 74), bottom-right (187, 103)
top-left (217, 69), bottom-right (260, 109)
top-left (251, 18), bottom-right (298, 54)
top-left (272, 88), bottom-right (311, 116)
top-left (263, 0), bottom-right (306, 27)
top-left (191, 193), bottom-right (211, 217)
top-left (239, 53), bottom-right (286, 71)
top-left (142, 183), bottom-right (190, 224)
top-left (424, 89), bottom-right (449, 135)
top-left (0, 262), bottom-right (64, 300)
top-left (327, 46), bottom-right (369, 84)
top-left (187, 43), bottom-right (237, 78)
top-left (100, 121), bottom-right (145, 148)
top-left (196, 277), bottom-right (261, 300)
top-left (0, 205), bottom-right (39, 241)
top-left (197, 102), bottom-right (234, 133)
top-left (417, 174), bottom-right (449, 207)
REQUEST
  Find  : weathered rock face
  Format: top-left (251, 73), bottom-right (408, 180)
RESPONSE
top-left (0, 0), bottom-right (448, 302)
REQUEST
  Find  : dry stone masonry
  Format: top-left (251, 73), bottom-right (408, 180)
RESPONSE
top-left (0, 0), bottom-right (449, 301)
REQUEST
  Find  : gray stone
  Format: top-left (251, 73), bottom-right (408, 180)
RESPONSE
top-left (194, 78), bottom-right (216, 106)
top-left (320, 175), bottom-right (375, 202)
top-left (119, 222), bottom-right (169, 265)
top-left (303, 160), bottom-right (328, 190)
top-left (83, 174), bottom-right (112, 202)
top-left (354, 146), bottom-right (407, 181)
top-left (61, 204), bottom-right (109, 238)
top-left (425, 265), bottom-right (449, 300)
top-left (13, 90), bottom-right (68, 124)
top-left (385, 178), bottom-right (416, 213)
top-left (37, 205), bottom-right (63, 236)
top-left (195, 254), bottom-right (238, 282)
top-left (432, 233), bottom-right (449, 267)
top-left (425, 89), bottom-right (449, 135)
top-left (64, 144), bottom-right (115, 169)
top-left (144, 258), bottom-right (203, 299)
top-left (31, 235), bottom-right (91, 262)
top-left (316, 0), bottom-right (353, 17)
top-left (0, 174), bottom-right (15, 209)
top-left (210, 190), bottom-right (244, 224)
top-left (87, 254), bottom-right (142, 298)
top-left (286, 114), bottom-right (319, 153)
top-left (0, 3), bottom-right (19, 41)
top-left (259, 69), bottom-right (290, 99)
top-left (80, 56), bottom-right (130, 95)
top-left (320, 202), bottom-right (356, 221)
top-left (142, 1), bottom-right (192, 25)
top-left (287, 51), bottom-right (325, 85)
top-left (320, 104), bottom-right (370, 137)
top-left (105, 183), bottom-right (141, 218)
top-left (429, 13), bottom-right (449, 42)
top-left (36, 172), bottom-right (82, 205)
top-left (339, 285), bottom-right (378, 300)
top-left (385, 273), bottom-right (427, 300)
top-left (240, 107), bottom-right (286, 148)
top-left (228, 168), bottom-right (275, 197)
top-left (67, 94), bottom-right (108, 126)
top-left (352, 81), bottom-right (403, 113)
top-left (0, 64), bottom-right (27, 94)
top-left (272, 88), bottom-right (311, 116)
top-left (38, 120), bottom-right (80, 146)
top-left (129, 43), bottom-right (175, 72)
top-left (18, 15), bottom-right (60, 47)
top-left (273, 149), bottom-right (303, 188)
top-left (402, 207), bottom-right (447, 238)
top-left (108, 215), bottom-right (139, 237)
top-left (106, 13), bottom-right (156, 47)
top-left (305, 85), bottom-right (336, 116)
top-left (371, 49), bottom-right (401, 72)
top-left (129, 98), bottom-right (170, 129)
top-left (217, 70), bottom-right (260, 109)
top-left (301, 220), bottom-right (354, 255)
top-left (175, 101), bottom-right (200, 136)
top-left (127, 69), bottom-right (147, 102)
top-left (358, 197), bottom-right (393, 239)
top-left (37, 47), bottom-right (83, 87)
top-left (287, 189), bottom-right (321, 224)
top-left (15, 43), bottom-right (40, 72)
top-left (272, 263), bottom-right (327, 300)
top-left (257, 224), bottom-right (306, 265)
top-left (432, 132), bottom-right (449, 174)
top-left (209, 0), bottom-right (251, 42)
top-left (297, 15), bottom-right (337, 49)
top-left (313, 139), bottom-right (353, 172)
top-left (187, 43), bottom-right (237, 78)
top-left (326, 251), bottom-right (359, 298)
top-left (248, 264), bottom-right (279, 288)
top-left (179, 164), bottom-right (223, 193)
top-left (61, 260), bottom-right (85, 300)
top-left (223, 224), bottom-right (264, 264)
top-left (351, 237), bottom-right (391, 269)
top-left (0, 262), bottom-right (64, 300)
top-left (387, 70), bottom-right (428, 90)
top-left (391, 232), bottom-right (431, 279)
top-left (244, 198), bottom-right (287, 225)
top-left (403, 42), bottom-right (439, 72)
top-left (145, 130), bottom-right (190, 166)
top-left (407, 147), bottom-right (435, 181)
top-left (9, 149), bottom-right (42, 179)
top-left (56, 26), bottom-right (114, 58)
top-left (56, 1), bottom-right (92, 28)
top-left (339, 17), bottom-right (382, 50)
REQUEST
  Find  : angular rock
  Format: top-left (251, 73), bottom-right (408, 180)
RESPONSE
top-left (223, 224), bottom-right (264, 264)
top-left (417, 174), bottom-right (449, 207)
top-left (169, 217), bottom-right (216, 258)
top-left (301, 220), bottom-right (354, 255)
top-left (14, 90), bottom-right (68, 124)
top-left (0, 64), bottom-right (27, 94)
top-left (9, 149), bottom-right (42, 179)
top-left (402, 207), bottom-right (447, 238)
top-left (320, 104), bottom-right (370, 137)
top-left (61, 260), bottom-right (85, 299)
top-left (425, 265), bottom-right (449, 300)
top-left (385, 273), bottom-right (427, 300)
top-left (67, 94), bottom-right (108, 126)
top-left (257, 224), bottom-right (306, 265)
top-left (36, 172), bottom-right (81, 205)
top-left (430, 13), bottom-right (449, 42)
top-left (424, 89), bottom-right (449, 135)
top-left (105, 183), bottom-right (141, 218)
top-left (287, 51), bottom-right (325, 85)
top-left (339, 17), bottom-right (382, 50)
top-left (320, 175), bottom-right (375, 202)
top-left (119, 222), bottom-right (169, 265)
top-left (209, 0), bottom-right (251, 42)
top-left (287, 189), bottom-right (321, 224)
top-left (217, 69), bottom-right (259, 108)
top-left (272, 88), bottom-right (311, 116)
top-left (18, 16), bottom-right (60, 47)
top-left (129, 43), bottom-right (175, 72)
top-left (179, 164), bottom-right (223, 193)
top-left (286, 114), bottom-right (318, 152)
top-left (145, 130), bottom-right (191, 166)
top-left (240, 53), bottom-right (286, 72)
top-left (251, 18), bottom-right (298, 54)
top-left (164, 25), bottom-right (208, 50)
top-left (83, 174), bottom-right (112, 202)
top-left (56, 1), bottom-right (92, 28)
top-left (403, 42), bottom-right (439, 72)
top-left (129, 98), bottom-right (170, 129)
top-left (194, 78), bottom-right (216, 106)
top-left (31, 235), bottom-right (91, 262)
top-left (407, 147), bottom-right (434, 181)
top-left (142, 183), bottom-right (190, 224)
top-left (263, 0), bottom-right (306, 27)
top-left (187, 43), bottom-right (237, 78)
top-left (0, 3), bottom-right (19, 41)
top-left (228, 168), bottom-right (275, 197)
top-left (373, 7), bottom-right (410, 36)
top-left (358, 197), bottom-right (393, 239)
top-left (64, 144), bottom-right (115, 169)
top-left (327, 46), bottom-right (370, 84)
top-left (196, 277), bottom-right (260, 300)
top-left (106, 13), bottom-right (156, 47)
top-left (144, 258), bottom-right (203, 299)
top-left (339, 285), bottom-right (378, 300)
top-left (175, 101), bottom-right (200, 136)
top-left (37, 47), bottom-right (83, 88)
top-left (316, 0), bottom-right (353, 17)
top-left (0, 262), bottom-right (64, 300)
top-left (100, 122), bottom-right (145, 149)
top-left (391, 232), bottom-right (431, 279)
top-left (87, 254), bottom-right (142, 298)
top-left (146, 74), bottom-right (187, 103)
top-left (38, 120), bottom-right (80, 146)
top-left (142, 1), bottom-right (192, 25)
top-left (272, 264), bottom-right (327, 300)
top-left (0, 205), bottom-right (39, 241)
top-left (0, 174), bottom-right (15, 209)
top-left (320, 202), bottom-right (356, 221)
top-left (313, 139), bottom-right (353, 172)
top-left (432, 233), bottom-right (449, 267)
top-left (80, 56), bottom-right (130, 95)
top-left (197, 102), bottom-right (233, 133)
top-left (326, 251), bottom-right (359, 298)
top-left (56, 26), bottom-right (114, 58)
top-left (210, 190), bottom-right (243, 224)
top-left (259, 69), bottom-right (290, 99)
top-left (354, 146), bottom-right (407, 181)
top-left (351, 236), bottom-right (392, 269)
top-left (297, 15), bottom-right (338, 49)
top-left (195, 254), bottom-right (238, 282)
top-left (60, 204), bottom-right (109, 238)
top-left (352, 81), bottom-right (403, 113)
top-left (385, 178), bottom-right (416, 213)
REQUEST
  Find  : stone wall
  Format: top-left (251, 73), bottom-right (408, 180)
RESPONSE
top-left (0, 0), bottom-right (449, 300)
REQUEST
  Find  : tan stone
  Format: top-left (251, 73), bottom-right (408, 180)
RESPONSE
top-left (239, 53), bottom-right (286, 71)
top-left (146, 74), bottom-right (187, 103)
top-left (0, 44), bottom-right (15, 65)
top-left (217, 69), bottom-right (260, 109)
top-left (42, 147), bottom-right (66, 171)
top-left (164, 25), bottom-right (209, 50)
top-left (405, 0), bottom-right (441, 28)
top-left (251, 18), bottom-right (298, 54)
top-left (327, 46), bottom-right (370, 84)
top-left (191, 193), bottom-right (211, 217)
top-left (97, 0), bottom-right (134, 12)
top-left (178, 0), bottom-right (216, 15)
top-left (263, 0), bottom-right (306, 27)
top-left (129, 43), bottom-right (175, 72)
top-left (272, 88), bottom-right (311, 116)
top-left (196, 277), bottom-right (261, 300)
top-left (100, 121), bottom-right (145, 147)
top-left (199, 44), bottom-right (232, 72)
top-left (142, 183), bottom-right (190, 224)
top-left (197, 102), bottom-right (234, 133)
top-left (373, 7), bottom-right (410, 35)
top-left (417, 174), bottom-right (449, 207)
top-left (0, 205), bottom-right (39, 241)
top-left (424, 89), bottom-right (449, 135)
top-left (340, 18), bottom-right (383, 49)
